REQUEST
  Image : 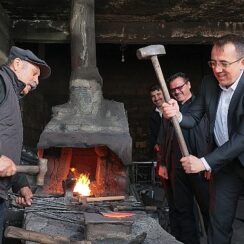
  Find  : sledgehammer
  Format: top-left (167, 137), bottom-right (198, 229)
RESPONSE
top-left (137, 45), bottom-right (206, 238)
top-left (16, 158), bottom-right (48, 186)
top-left (137, 45), bottom-right (189, 156)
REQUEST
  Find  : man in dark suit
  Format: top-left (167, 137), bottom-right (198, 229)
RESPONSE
top-left (148, 84), bottom-right (164, 160)
top-left (162, 34), bottom-right (244, 244)
top-left (158, 72), bottom-right (210, 244)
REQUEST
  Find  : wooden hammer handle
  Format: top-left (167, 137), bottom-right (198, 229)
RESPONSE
top-left (151, 55), bottom-right (189, 157)
top-left (16, 165), bottom-right (39, 174)
top-left (4, 226), bottom-right (91, 244)
top-left (16, 158), bottom-right (48, 186)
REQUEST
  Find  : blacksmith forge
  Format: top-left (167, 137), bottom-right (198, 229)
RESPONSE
top-left (37, 0), bottom-right (132, 197)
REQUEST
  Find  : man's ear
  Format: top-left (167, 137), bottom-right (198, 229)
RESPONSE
top-left (241, 58), bottom-right (244, 68)
top-left (11, 58), bottom-right (22, 71)
top-left (188, 81), bottom-right (191, 89)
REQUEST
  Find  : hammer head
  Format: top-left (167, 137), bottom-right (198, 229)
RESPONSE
top-left (36, 158), bottom-right (48, 186)
top-left (136, 45), bottom-right (166, 60)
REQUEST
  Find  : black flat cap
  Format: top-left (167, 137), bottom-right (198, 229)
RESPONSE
top-left (9, 46), bottom-right (51, 79)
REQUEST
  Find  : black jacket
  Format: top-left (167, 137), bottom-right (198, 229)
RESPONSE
top-left (181, 73), bottom-right (244, 171)
top-left (158, 95), bottom-right (213, 170)
top-left (149, 108), bottom-right (162, 160)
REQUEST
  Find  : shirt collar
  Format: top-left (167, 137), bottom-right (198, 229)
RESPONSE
top-left (219, 70), bottom-right (243, 92)
top-left (155, 107), bottom-right (162, 117)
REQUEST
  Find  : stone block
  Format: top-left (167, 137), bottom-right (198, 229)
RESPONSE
top-left (84, 212), bottom-right (133, 241)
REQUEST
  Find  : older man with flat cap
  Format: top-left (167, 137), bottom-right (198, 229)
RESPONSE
top-left (0, 46), bottom-right (51, 243)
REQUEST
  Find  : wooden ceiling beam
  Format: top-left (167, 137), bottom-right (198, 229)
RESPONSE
top-left (11, 18), bottom-right (244, 44)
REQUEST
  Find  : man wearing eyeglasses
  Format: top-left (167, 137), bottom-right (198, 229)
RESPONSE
top-left (0, 46), bottom-right (51, 243)
top-left (157, 72), bottom-right (211, 244)
top-left (162, 34), bottom-right (244, 244)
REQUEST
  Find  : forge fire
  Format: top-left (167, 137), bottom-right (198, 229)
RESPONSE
top-left (38, 146), bottom-right (128, 198)
top-left (71, 168), bottom-right (91, 196)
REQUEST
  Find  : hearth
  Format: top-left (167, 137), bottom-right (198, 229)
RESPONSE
top-left (36, 146), bottom-right (128, 198)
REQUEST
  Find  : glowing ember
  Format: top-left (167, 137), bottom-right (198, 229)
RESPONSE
top-left (71, 169), bottom-right (91, 196)
top-left (101, 212), bottom-right (135, 218)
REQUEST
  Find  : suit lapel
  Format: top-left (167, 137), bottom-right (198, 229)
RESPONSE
top-left (228, 72), bottom-right (244, 133)
top-left (209, 82), bottom-right (221, 129)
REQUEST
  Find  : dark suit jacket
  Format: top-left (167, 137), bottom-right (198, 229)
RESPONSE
top-left (148, 108), bottom-right (162, 159)
top-left (181, 73), bottom-right (244, 171)
top-left (158, 95), bottom-right (212, 170)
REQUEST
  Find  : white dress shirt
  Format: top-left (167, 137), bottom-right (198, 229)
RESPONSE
top-left (155, 107), bottom-right (163, 118)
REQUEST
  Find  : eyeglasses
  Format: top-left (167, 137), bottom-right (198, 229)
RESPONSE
top-left (170, 81), bottom-right (187, 94)
top-left (208, 57), bottom-right (244, 69)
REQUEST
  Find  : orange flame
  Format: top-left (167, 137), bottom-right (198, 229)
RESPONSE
top-left (72, 169), bottom-right (91, 196)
